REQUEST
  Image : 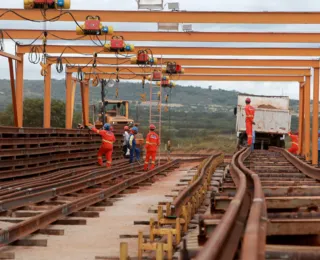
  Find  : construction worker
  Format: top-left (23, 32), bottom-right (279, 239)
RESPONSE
top-left (129, 126), bottom-right (140, 163)
top-left (88, 123), bottom-right (116, 168)
top-left (245, 97), bottom-right (255, 147)
top-left (144, 124), bottom-right (160, 171)
top-left (288, 131), bottom-right (299, 155)
top-left (123, 126), bottom-right (130, 157)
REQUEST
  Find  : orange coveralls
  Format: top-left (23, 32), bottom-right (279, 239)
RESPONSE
top-left (245, 104), bottom-right (255, 146)
top-left (92, 127), bottom-right (116, 167)
top-left (288, 133), bottom-right (299, 155)
top-left (144, 131), bottom-right (160, 170)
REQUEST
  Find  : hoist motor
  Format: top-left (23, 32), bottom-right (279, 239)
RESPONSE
top-left (162, 62), bottom-right (184, 74)
top-left (104, 36), bottom-right (134, 52)
top-left (76, 16), bottom-right (113, 36)
top-left (156, 79), bottom-right (176, 88)
top-left (24, 0), bottom-right (70, 9)
top-left (147, 71), bottom-right (165, 81)
top-left (131, 50), bottom-right (157, 65)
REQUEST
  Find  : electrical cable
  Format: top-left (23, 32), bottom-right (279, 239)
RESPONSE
top-left (0, 30), bottom-right (4, 51)
top-left (56, 56), bottom-right (63, 73)
top-left (28, 45), bottom-right (42, 64)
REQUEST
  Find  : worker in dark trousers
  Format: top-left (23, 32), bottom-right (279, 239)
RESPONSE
top-left (129, 126), bottom-right (140, 163)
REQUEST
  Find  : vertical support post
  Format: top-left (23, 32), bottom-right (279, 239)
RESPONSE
top-left (70, 79), bottom-right (77, 122)
top-left (65, 72), bottom-right (74, 129)
top-left (43, 64), bottom-right (52, 128)
top-left (15, 53), bottom-right (24, 127)
top-left (80, 80), bottom-right (90, 126)
top-left (299, 82), bottom-right (305, 155)
top-left (312, 67), bottom-right (320, 165)
top-left (156, 243), bottom-right (164, 260)
top-left (304, 76), bottom-right (311, 161)
top-left (120, 242), bottom-right (128, 260)
top-left (138, 231), bottom-right (143, 260)
top-left (8, 58), bottom-right (18, 127)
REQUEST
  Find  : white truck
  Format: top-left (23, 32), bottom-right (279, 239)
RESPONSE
top-left (234, 94), bottom-right (291, 148)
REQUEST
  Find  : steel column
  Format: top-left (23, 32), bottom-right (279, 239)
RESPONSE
top-left (80, 80), bottom-right (89, 126)
top-left (15, 53), bottom-right (24, 127)
top-left (298, 82), bottom-right (305, 155)
top-left (304, 76), bottom-right (311, 161)
top-left (8, 58), bottom-right (18, 127)
top-left (312, 67), bottom-right (320, 164)
top-left (65, 72), bottom-right (75, 129)
top-left (43, 64), bottom-right (52, 128)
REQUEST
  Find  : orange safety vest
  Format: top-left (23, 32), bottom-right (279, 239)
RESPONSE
top-left (145, 131), bottom-right (160, 152)
top-left (289, 133), bottom-right (299, 147)
top-left (92, 128), bottom-right (116, 147)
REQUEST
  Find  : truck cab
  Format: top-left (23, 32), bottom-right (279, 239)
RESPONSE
top-left (235, 94), bottom-right (291, 149)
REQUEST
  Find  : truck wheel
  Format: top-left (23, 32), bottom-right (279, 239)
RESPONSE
top-left (280, 140), bottom-right (285, 148)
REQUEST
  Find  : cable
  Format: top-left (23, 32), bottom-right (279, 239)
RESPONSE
top-left (28, 45), bottom-right (42, 64)
top-left (0, 30), bottom-right (4, 51)
top-left (56, 56), bottom-right (63, 73)
top-left (77, 67), bottom-right (83, 81)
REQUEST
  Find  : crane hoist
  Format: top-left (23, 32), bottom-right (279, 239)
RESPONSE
top-left (130, 50), bottom-right (157, 65)
top-left (146, 70), bottom-right (165, 81)
top-left (162, 61), bottom-right (184, 74)
top-left (104, 36), bottom-right (134, 52)
top-left (156, 78), bottom-right (176, 88)
top-left (24, 0), bottom-right (70, 9)
top-left (76, 16), bottom-right (113, 36)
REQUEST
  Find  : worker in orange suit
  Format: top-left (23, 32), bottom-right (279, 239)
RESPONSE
top-left (245, 97), bottom-right (255, 147)
top-left (144, 124), bottom-right (160, 171)
top-left (88, 123), bottom-right (116, 168)
top-left (288, 131), bottom-right (299, 155)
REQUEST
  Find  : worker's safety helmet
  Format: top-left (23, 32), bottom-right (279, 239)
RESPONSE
top-left (103, 123), bottom-right (110, 130)
top-left (149, 124), bottom-right (156, 130)
top-left (132, 126), bottom-right (138, 133)
top-left (124, 126), bottom-right (129, 131)
top-left (245, 97), bottom-right (251, 104)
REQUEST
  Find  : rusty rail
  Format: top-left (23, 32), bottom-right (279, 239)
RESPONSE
top-left (171, 152), bottom-right (222, 217)
top-left (194, 148), bottom-right (250, 260)
top-left (0, 159), bottom-right (180, 247)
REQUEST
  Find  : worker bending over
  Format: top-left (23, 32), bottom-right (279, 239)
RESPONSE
top-left (245, 97), bottom-right (255, 147)
top-left (144, 124), bottom-right (160, 171)
top-left (288, 131), bottom-right (299, 155)
top-left (129, 126), bottom-right (140, 163)
top-left (88, 123), bottom-right (116, 168)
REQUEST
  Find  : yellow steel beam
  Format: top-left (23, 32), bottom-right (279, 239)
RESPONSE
top-left (6, 29), bottom-right (320, 43)
top-left (81, 73), bottom-right (304, 82)
top-left (17, 45), bottom-right (320, 56)
top-left (66, 66), bottom-right (310, 76)
top-left (2, 9), bottom-right (320, 24)
top-left (47, 56), bottom-right (317, 67)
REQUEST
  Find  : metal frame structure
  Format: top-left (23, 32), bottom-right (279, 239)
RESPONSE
top-left (0, 9), bottom-right (319, 164)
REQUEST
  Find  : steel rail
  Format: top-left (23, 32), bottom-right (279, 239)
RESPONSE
top-left (194, 148), bottom-right (250, 260)
top-left (0, 160), bottom-right (179, 247)
top-left (270, 147), bottom-right (320, 180)
top-left (171, 153), bottom-right (221, 217)
top-left (0, 164), bottom-right (142, 211)
top-left (238, 148), bottom-right (267, 260)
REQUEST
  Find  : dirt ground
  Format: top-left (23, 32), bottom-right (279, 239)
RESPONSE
top-left (7, 162), bottom-right (199, 260)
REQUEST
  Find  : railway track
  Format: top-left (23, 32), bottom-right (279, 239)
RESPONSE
top-left (183, 147), bottom-right (320, 260)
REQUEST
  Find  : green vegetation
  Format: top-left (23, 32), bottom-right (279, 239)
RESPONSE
top-left (0, 79), bottom-right (300, 152)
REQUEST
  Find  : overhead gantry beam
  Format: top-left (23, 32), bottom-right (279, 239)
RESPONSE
top-left (2, 9), bottom-right (320, 24)
top-left (46, 56), bottom-right (318, 67)
top-left (16, 45), bottom-right (320, 56)
top-left (7, 29), bottom-right (320, 43)
top-left (80, 73), bottom-right (304, 82)
top-left (66, 66), bottom-right (310, 76)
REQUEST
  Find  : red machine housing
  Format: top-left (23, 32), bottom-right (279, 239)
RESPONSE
top-left (152, 71), bottom-right (162, 81)
top-left (166, 63), bottom-right (182, 74)
top-left (84, 19), bottom-right (100, 33)
top-left (34, 0), bottom-right (55, 7)
top-left (137, 52), bottom-right (149, 63)
top-left (111, 38), bottom-right (125, 50)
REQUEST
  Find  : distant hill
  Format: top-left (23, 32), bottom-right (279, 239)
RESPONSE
top-left (0, 79), bottom-right (299, 112)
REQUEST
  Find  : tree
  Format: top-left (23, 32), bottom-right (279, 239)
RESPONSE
top-left (0, 98), bottom-right (81, 128)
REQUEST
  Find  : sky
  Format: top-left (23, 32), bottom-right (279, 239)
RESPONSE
top-left (1, 0), bottom-right (320, 99)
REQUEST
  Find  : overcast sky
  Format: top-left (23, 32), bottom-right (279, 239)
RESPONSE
top-left (2, 0), bottom-right (320, 99)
